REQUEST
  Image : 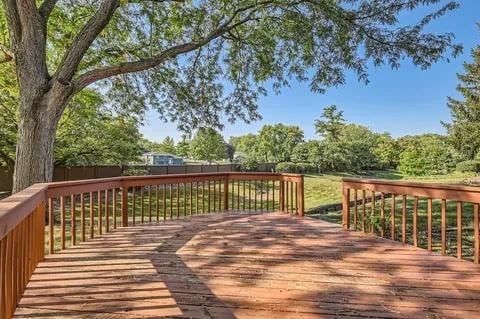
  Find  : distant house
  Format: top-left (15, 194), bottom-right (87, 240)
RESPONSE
top-left (142, 152), bottom-right (184, 165)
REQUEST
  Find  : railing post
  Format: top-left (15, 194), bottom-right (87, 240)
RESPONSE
top-left (121, 185), bottom-right (128, 227)
top-left (297, 175), bottom-right (304, 216)
top-left (342, 183), bottom-right (350, 229)
top-left (279, 180), bottom-right (285, 212)
top-left (223, 176), bottom-right (229, 211)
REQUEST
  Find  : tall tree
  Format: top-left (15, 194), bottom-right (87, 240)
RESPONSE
top-left (190, 127), bottom-right (227, 163)
top-left (443, 37), bottom-right (480, 159)
top-left (175, 137), bottom-right (190, 158)
top-left (257, 124), bottom-right (304, 162)
top-left (314, 105), bottom-right (346, 141)
top-left (0, 0), bottom-right (462, 192)
top-left (160, 137), bottom-right (176, 154)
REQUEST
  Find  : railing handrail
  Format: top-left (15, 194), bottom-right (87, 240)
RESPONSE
top-left (0, 172), bottom-right (304, 239)
top-left (342, 177), bottom-right (480, 203)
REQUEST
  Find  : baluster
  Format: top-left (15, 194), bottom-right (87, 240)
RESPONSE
top-left (266, 181), bottom-right (270, 211)
top-left (113, 189), bottom-right (117, 229)
top-left (248, 181), bottom-right (252, 210)
top-left (402, 195), bottom-right (406, 244)
top-left (169, 184), bottom-right (173, 219)
top-left (141, 187), bottom-right (144, 223)
top-left (457, 201), bottom-right (463, 259)
top-left (48, 198), bottom-right (54, 254)
top-left (163, 184), bottom-right (167, 220)
top-left (260, 181), bottom-right (263, 211)
top-left (156, 185), bottom-right (160, 221)
top-left (361, 190), bottom-right (366, 232)
top-left (272, 181), bottom-right (275, 211)
top-left (243, 180), bottom-right (246, 210)
top-left (290, 182), bottom-right (294, 214)
top-left (413, 196), bottom-right (418, 247)
top-left (371, 191), bottom-right (376, 234)
top-left (202, 181), bottom-right (206, 214)
top-left (177, 183), bottom-right (180, 218)
top-left (441, 199), bottom-right (447, 255)
top-left (213, 181), bottom-right (216, 212)
top-left (474, 203), bottom-right (479, 264)
top-left (391, 194), bottom-right (396, 241)
top-left (97, 190), bottom-right (102, 235)
top-left (195, 182), bottom-right (199, 214)
top-left (380, 193), bottom-right (385, 236)
top-left (183, 183), bottom-right (187, 216)
top-left (105, 190), bottom-right (109, 232)
top-left (190, 182), bottom-right (193, 215)
top-left (89, 192), bottom-right (94, 238)
top-left (149, 185), bottom-right (152, 222)
top-left (353, 190), bottom-right (358, 230)
top-left (427, 198), bottom-right (433, 251)
top-left (71, 194), bottom-right (76, 245)
top-left (60, 196), bottom-right (66, 250)
top-left (132, 188), bottom-right (136, 225)
top-left (208, 181), bottom-right (211, 213)
top-left (81, 193), bottom-right (86, 240)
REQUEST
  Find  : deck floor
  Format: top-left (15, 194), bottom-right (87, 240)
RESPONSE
top-left (14, 212), bottom-right (480, 318)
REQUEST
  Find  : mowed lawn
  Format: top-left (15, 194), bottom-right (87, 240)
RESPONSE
top-left (304, 170), bottom-right (478, 210)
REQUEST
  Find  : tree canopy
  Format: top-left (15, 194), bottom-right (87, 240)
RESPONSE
top-left (190, 127), bottom-right (227, 163)
top-left (443, 35), bottom-right (480, 160)
top-left (0, 0), bottom-right (463, 191)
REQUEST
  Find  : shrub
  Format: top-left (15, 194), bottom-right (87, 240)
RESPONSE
top-left (455, 160), bottom-right (480, 173)
top-left (276, 162), bottom-right (316, 173)
top-left (240, 157), bottom-right (259, 172)
top-left (122, 167), bottom-right (149, 176)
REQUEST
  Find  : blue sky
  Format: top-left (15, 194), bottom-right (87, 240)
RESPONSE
top-left (141, 0), bottom-right (480, 142)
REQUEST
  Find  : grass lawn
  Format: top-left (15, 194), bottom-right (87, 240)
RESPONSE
top-left (304, 170), bottom-right (478, 210)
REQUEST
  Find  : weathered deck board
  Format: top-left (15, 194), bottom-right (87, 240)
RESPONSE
top-left (14, 212), bottom-right (480, 318)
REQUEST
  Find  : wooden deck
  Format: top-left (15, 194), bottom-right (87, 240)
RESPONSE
top-left (14, 212), bottom-right (480, 319)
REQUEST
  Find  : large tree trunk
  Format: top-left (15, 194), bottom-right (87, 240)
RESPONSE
top-left (12, 101), bottom-right (57, 193)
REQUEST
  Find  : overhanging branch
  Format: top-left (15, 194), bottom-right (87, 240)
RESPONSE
top-left (73, 2), bottom-right (269, 91)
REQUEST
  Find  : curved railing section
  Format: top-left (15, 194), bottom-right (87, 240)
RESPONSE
top-left (342, 178), bottom-right (480, 264)
top-left (0, 172), bottom-right (304, 319)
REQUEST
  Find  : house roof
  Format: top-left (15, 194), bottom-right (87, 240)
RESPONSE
top-left (142, 152), bottom-right (183, 159)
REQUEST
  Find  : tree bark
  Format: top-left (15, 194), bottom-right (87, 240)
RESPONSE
top-left (12, 102), bottom-right (57, 193)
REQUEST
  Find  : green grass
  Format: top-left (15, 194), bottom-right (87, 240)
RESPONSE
top-left (304, 170), bottom-right (478, 210)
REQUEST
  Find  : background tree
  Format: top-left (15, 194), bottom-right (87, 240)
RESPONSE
top-left (175, 137), bottom-right (191, 158)
top-left (398, 134), bottom-right (459, 175)
top-left (190, 128), bottom-right (227, 163)
top-left (159, 137), bottom-right (176, 154)
top-left (443, 37), bottom-right (480, 159)
top-left (0, 0), bottom-right (462, 192)
top-left (257, 124), bottom-right (304, 162)
top-left (314, 105), bottom-right (346, 142)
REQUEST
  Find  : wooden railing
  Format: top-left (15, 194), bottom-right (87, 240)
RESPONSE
top-left (342, 178), bottom-right (480, 264)
top-left (0, 172), bottom-right (303, 319)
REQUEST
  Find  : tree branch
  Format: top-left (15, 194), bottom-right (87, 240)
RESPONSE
top-left (38, 0), bottom-right (59, 21)
top-left (73, 2), bottom-right (269, 91)
top-left (2, 0), bottom-right (22, 44)
top-left (53, 0), bottom-right (120, 84)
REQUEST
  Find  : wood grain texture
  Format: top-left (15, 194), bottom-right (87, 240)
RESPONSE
top-left (14, 212), bottom-right (480, 319)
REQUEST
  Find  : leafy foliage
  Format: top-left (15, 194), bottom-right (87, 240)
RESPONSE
top-left (455, 160), bottom-right (480, 173)
top-left (189, 127), bottom-right (228, 163)
top-left (443, 35), bottom-right (480, 160)
top-left (398, 134), bottom-right (460, 175)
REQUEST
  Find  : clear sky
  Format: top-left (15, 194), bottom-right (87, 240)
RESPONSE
top-left (140, 0), bottom-right (480, 142)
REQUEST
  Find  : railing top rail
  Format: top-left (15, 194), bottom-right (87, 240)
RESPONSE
top-left (0, 172), bottom-right (304, 239)
top-left (342, 177), bottom-right (480, 202)
top-left (342, 177), bottom-right (480, 192)
top-left (0, 183), bottom-right (48, 238)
